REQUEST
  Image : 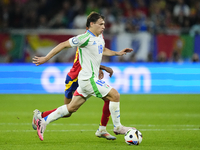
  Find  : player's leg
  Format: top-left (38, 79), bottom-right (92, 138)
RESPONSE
top-left (95, 100), bottom-right (116, 140)
top-left (36, 103), bottom-right (71, 141)
top-left (32, 97), bottom-right (71, 130)
top-left (36, 95), bottom-right (86, 141)
top-left (32, 98), bottom-right (71, 131)
top-left (100, 100), bottom-right (110, 126)
top-left (90, 79), bottom-right (130, 136)
top-left (44, 95), bottom-right (85, 124)
top-left (86, 79), bottom-right (123, 134)
top-left (103, 88), bottom-right (121, 126)
top-left (104, 88), bottom-right (134, 135)
top-left (32, 75), bottom-right (77, 129)
top-left (41, 97), bottom-right (72, 117)
top-left (42, 75), bottom-right (78, 117)
top-left (94, 80), bottom-right (134, 135)
top-left (41, 96), bottom-right (72, 118)
top-left (40, 88), bottom-right (75, 118)
top-left (64, 97), bottom-right (72, 104)
top-left (32, 109), bottom-right (42, 130)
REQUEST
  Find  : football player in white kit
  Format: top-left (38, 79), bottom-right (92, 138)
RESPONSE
top-left (32, 11), bottom-right (133, 141)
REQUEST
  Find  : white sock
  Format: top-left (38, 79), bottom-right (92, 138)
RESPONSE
top-left (44, 105), bottom-right (69, 124)
top-left (99, 125), bottom-right (106, 131)
top-left (109, 101), bottom-right (122, 128)
top-left (37, 113), bottom-right (42, 119)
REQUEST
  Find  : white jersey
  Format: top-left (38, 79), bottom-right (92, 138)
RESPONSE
top-left (69, 30), bottom-right (105, 80)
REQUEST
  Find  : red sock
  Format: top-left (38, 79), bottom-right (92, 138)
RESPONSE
top-left (100, 100), bottom-right (110, 126)
top-left (41, 108), bottom-right (57, 118)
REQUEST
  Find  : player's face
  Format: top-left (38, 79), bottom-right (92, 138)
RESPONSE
top-left (92, 18), bottom-right (105, 36)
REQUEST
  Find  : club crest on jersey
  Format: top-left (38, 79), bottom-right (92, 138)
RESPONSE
top-left (72, 37), bottom-right (79, 44)
top-left (104, 84), bottom-right (110, 88)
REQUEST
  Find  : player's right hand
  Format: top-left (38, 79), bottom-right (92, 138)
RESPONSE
top-left (98, 69), bottom-right (104, 79)
top-left (32, 56), bottom-right (46, 66)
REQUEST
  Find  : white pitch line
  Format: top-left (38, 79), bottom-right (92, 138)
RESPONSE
top-left (140, 128), bottom-right (200, 131)
top-left (0, 123), bottom-right (198, 127)
top-left (0, 128), bottom-right (199, 133)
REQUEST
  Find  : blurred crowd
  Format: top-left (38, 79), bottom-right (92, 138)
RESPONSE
top-left (1, 0), bottom-right (200, 33)
top-left (0, 0), bottom-right (200, 62)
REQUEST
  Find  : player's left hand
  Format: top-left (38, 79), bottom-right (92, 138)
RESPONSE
top-left (104, 66), bottom-right (113, 78)
top-left (99, 66), bottom-right (113, 79)
top-left (117, 48), bottom-right (133, 56)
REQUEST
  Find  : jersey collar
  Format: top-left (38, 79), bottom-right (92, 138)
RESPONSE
top-left (87, 30), bottom-right (96, 37)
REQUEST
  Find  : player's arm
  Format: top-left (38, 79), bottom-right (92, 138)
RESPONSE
top-left (32, 40), bottom-right (72, 66)
top-left (100, 65), bottom-right (113, 77)
top-left (103, 47), bottom-right (133, 56)
top-left (99, 65), bottom-right (113, 79)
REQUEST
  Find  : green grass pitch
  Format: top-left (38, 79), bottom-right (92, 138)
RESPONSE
top-left (0, 94), bottom-right (199, 150)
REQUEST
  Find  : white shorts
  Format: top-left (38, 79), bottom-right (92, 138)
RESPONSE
top-left (75, 78), bottom-right (112, 99)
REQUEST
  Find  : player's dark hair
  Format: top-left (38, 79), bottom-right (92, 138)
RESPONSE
top-left (86, 12), bottom-right (104, 28)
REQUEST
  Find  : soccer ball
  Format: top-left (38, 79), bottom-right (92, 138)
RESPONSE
top-left (124, 128), bottom-right (143, 145)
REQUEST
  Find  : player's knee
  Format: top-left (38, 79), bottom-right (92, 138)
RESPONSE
top-left (63, 113), bottom-right (72, 117)
top-left (115, 91), bottom-right (120, 102)
top-left (68, 106), bottom-right (78, 113)
top-left (68, 108), bottom-right (75, 113)
top-left (111, 89), bottom-right (120, 102)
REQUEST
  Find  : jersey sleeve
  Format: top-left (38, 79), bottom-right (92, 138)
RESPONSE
top-left (69, 36), bottom-right (80, 48)
top-left (69, 32), bottom-right (90, 48)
